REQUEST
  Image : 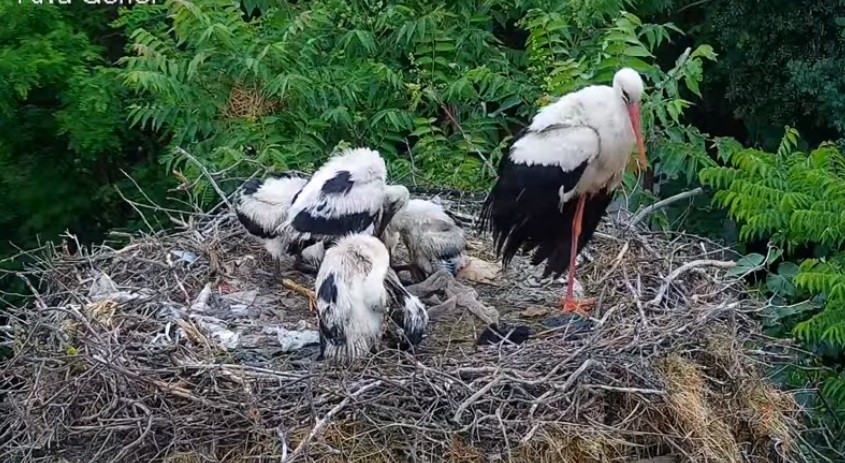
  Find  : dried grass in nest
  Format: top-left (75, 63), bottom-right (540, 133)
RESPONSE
top-left (222, 83), bottom-right (280, 120)
top-left (0, 191), bottom-right (806, 463)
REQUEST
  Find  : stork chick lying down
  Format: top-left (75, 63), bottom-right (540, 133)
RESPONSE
top-left (385, 198), bottom-right (467, 281)
top-left (314, 234), bottom-right (429, 361)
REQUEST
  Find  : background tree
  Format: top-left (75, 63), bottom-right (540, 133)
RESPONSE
top-left (118, 0), bottom-right (712, 208)
top-left (0, 3), bottom-right (171, 257)
top-left (646, 0), bottom-right (845, 150)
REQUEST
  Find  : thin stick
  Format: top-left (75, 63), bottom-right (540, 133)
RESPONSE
top-left (174, 147), bottom-right (234, 211)
top-left (557, 359), bottom-right (595, 394)
top-left (282, 279), bottom-right (316, 300)
top-left (646, 259), bottom-right (737, 306)
top-left (281, 380), bottom-right (383, 463)
top-left (452, 373), bottom-right (504, 423)
top-left (628, 187), bottom-right (704, 228)
top-left (282, 278), bottom-right (317, 313)
top-left (594, 241), bottom-right (630, 286)
top-left (585, 384), bottom-right (666, 395)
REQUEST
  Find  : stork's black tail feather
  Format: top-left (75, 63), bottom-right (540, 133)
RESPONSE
top-left (479, 171), bottom-right (613, 279)
top-left (481, 185), bottom-right (611, 279)
top-left (533, 189), bottom-right (613, 278)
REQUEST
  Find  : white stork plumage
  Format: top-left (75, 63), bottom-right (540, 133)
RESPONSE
top-left (234, 172), bottom-right (325, 275)
top-left (385, 199), bottom-right (467, 281)
top-left (283, 147), bottom-right (409, 251)
top-left (277, 147), bottom-right (410, 312)
top-left (314, 233), bottom-right (429, 361)
top-left (479, 67), bottom-right (647, 316)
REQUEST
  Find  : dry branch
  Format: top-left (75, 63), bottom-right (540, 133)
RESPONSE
top-left (282, 380), bottom-right (384, 463)
top-left (646, 259), bottom-right (737, 306)
top-left (628, 187), bottom-right (705, 228)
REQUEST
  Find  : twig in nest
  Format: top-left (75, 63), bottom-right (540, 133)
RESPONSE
top-left (2, 192), bottom-right (802, 463)
top-left (281, 380), bottom-right (383, 463)
top-left (453, 373), bottom-right (504, 423)
top-left (174, 147), bottom-right (234, 211)
top-left (594, 240), bottom-right (630, 287)
top-left (585, 384), bottom-right (666, 395)
top-left (282, 278), bottom-right (317, 314)
top-left (558, 358), bottom-right (595, 394)
top-left (628, 187), bottom-right (704, 228)
top-left (646, 259), bottom-right (737, 306)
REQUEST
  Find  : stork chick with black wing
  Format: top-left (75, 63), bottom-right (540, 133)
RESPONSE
top-left (234, 172), bottom-right (325, 276)
top-left (480, 67), bottom-right (648, 317)
top-left (283, 147), bottom-right (409, 257)
top-left (315, 234), bottom-right (429, 361)
top-left (385, 198), bottom-right (467, 281)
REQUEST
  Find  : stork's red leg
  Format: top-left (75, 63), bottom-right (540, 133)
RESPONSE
top-left (560, 195), bottom-right (596, 317)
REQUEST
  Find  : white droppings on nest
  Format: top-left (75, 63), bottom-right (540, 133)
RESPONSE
top-left (88, 271), bottom-right (155, 303)
top-left (269, 324), bottom-right (320, 352)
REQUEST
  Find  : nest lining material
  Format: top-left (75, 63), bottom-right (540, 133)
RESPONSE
top-left (0, 194), bottom-right (803, 463)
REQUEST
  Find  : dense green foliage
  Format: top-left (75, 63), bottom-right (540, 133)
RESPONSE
top-left (700, 130), bottom-right (845, 441)
top-left (0, 3), bottom-right (170, 254)
top-left (702, 0), bottom-right (845, 148)
top-left (118, 0), bottom-right (713, 207)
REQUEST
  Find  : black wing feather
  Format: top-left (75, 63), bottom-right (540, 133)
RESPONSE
top-left (316, 272), bottom-right (346, 361)
top-left (479, 156), bottom-right (588, 268)
top-left (532, 187), bottom-right (613, 278)
top-left (240, 178), bottom-right (263, 196)
top-left (320, 170), bottom-right (355, 195)
top-left (236, 211), bottom-right (276, 239)
top-left (317, 274), bottom-right (338, 304)
top-left (479, 127), bottom-right (606, 278)
top-left (290, 210), bottom-right (376, 236)
top-left (383, 269), bottom-right (425, 347)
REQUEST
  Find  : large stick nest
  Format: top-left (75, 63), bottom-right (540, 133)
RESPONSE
top-left (1, 193), bottom-right (803, 463)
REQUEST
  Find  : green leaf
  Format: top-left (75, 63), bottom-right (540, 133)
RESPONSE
top-left (622, 45), bottom-right (653, 58)
top-left (728, 252), bottom-right (765, 276)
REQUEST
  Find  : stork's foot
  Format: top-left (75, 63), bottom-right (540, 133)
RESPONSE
top-left (282, 278), bottom-right (318, 315)
top-left (559, 297), bottom-right (596, 318)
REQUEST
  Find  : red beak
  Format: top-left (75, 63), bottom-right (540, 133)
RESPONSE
top-left (627, 102), bottom-right (647, 172)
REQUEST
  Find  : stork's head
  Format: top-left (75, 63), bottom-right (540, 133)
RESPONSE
top-left (613, 68), bottom-right (647, 173)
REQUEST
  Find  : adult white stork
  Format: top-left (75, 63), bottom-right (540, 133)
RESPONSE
top-left (385, 198), bottom-right (467, 281)
top-left (479, 67), bottom-right (647, 316)
top-left (314, 234), bottom-right (428, 361)
top-left (234, 172), bottom-right (325, 275)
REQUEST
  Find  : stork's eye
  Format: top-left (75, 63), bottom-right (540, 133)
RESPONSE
top-left (621, 90), bottom-right (630, 104)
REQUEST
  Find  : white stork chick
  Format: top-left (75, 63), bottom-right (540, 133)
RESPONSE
top-left (479, 67), bottom-right (647, 317)
top-left (315, 234), bottom-right (428, 361)
top-left (381, 228), bottom-right (400, 257)
top-left (234, 173), bottom-right (324, 275)
top-left (386, 199), bottom-right (467, 281)
top-left (283, 147), bottom-right (409, 255)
